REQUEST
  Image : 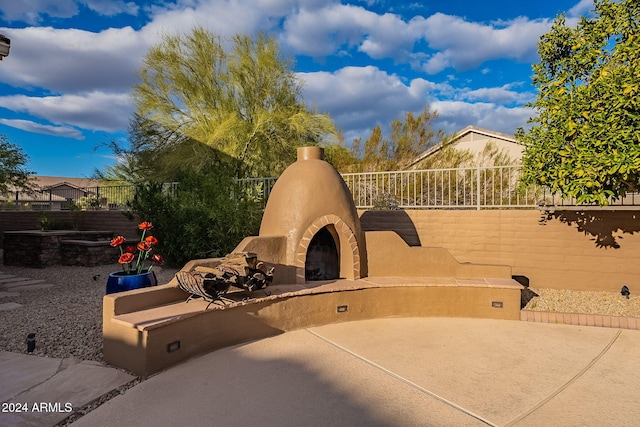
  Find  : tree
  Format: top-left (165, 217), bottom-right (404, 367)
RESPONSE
top-left (96, 114), bottom-right (229, 183)
top-left (321, 130), bottom-right (360, 172)
top-left (0, 134), bottom-right (34, 195)
top-left (359, 107), bottom-right (445, 171)
top-left (518, 0), bottom-right (640, 205)
top-left (132, 27), bottom-right (335, 179)
top-left (326, 106), bottom-right (445, 173)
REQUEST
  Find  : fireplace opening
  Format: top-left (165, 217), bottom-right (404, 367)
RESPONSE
top-left (305, 226), bottom-right (339, 281)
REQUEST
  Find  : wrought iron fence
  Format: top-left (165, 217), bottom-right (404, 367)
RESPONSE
top-left (0, 185), bottom-right (135, 211)
top-left (343, 166), bottom-right (540, 209)
top-left (0, 183), bottom-right (179, 211)
top-left (342, 166), bottom-right (640, 209)
top-left (234, 177), bottom-right (278, 208)
top-left (1, 166), bottom-right (639, 211)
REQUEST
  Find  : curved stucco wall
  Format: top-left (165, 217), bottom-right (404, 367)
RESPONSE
top-left (259, 147), bottom-right (362, 280)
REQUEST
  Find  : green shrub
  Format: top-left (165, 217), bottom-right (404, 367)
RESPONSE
top-left (127, 169), bottom-right (262, 267)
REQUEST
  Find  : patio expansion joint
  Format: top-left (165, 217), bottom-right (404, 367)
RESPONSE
top-left (305, 328), bottom-right (497, 427)
top-left (503, 328), bottom-right (623, 427)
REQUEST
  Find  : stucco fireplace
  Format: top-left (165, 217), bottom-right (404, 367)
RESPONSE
top-left (236, 146), bottom-right (363, 284)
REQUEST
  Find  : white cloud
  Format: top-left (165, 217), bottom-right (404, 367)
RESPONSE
top-left (300, 66), bottom-right (429, 135)
top-left (0, 0), bottom-right (78, 24)
top-left (300, 66), bottom-right (532, 142)
top-left (84, 0), bottom-right (139, 17)
top-left (144, 0), bottom-right (299, 40)
top-left (283, 4), bottom-right (554, 74)
top-left (282, 3), bottom-right (418, 60)
top-left (415, 13), bottom-right (551, 74)
top-left (568, 0), bottom-right (594, 18)
top-left (0, 118), bottom-right (84, 139)
top-left (298, 64), bottom-right (533, 139)
top-left (0, 0), bottom-right (138, 24)
top-left (462, 84), bottom-right (534, 105)
top-left (0, 26), bottom-right (148, 93)
top-left (1, 2), bottom-right (552, 97)
top-left (0, 92), bottom-right (132, 133)
top-left (431, 100), bottom-right (532, 135)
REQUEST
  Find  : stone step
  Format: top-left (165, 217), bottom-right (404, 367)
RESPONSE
top-left (0, 274), bottom-right (16, 280)
top-left (0, 291), bottom-right (20, 298)
top-left (0, 302), bottom-right (22, 311)
top-left (3, 279), bottom-right (46, 289)
top-left (0, 277), bottom-right (31, 284)
top-left (4, 283), bottom-right (54, 292)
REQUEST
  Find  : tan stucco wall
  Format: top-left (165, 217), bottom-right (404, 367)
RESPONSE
top-left (360, 209), bottom-right (640, 292)
top-left (364, 230), bottom-right (511, 279)
top-left (104, 281), bottom-right (520, 376)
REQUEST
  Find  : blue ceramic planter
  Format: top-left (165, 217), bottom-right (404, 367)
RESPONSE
top-left (106, 270), bottom-right (157, 294)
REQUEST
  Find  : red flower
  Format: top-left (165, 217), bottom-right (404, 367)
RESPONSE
top-left (110, 235), bottom-right (125, 247)
top-left (118, 253), bottom-right (135, 264)
top-left (145, 236), bottom-right (158, 245)
top-left (115, 220), bottom-right (163, 274)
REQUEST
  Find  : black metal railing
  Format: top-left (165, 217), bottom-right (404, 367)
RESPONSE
top-left (1, 168), bottom-right (639, 211)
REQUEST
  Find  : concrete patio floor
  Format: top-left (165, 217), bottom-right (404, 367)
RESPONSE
top-left (3, 317), bottom-right (636, 427)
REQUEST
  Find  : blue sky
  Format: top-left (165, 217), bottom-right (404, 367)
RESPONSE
top-left (0, 0), bottom-right (594, 177)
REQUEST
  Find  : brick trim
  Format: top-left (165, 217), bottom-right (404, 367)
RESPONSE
top-left (521, 310), bottom-right (639, 330)
top-left (295, 214), bottom-right (360, 284)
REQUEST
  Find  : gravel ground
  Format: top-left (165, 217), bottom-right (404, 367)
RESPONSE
top-left (523, 287), bottom-right (640, 317)
top-left (0, 263), bottom-right (178, 362)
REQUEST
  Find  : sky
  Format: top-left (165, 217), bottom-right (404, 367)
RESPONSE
top-left (0, 0), bottom-right (595, 178)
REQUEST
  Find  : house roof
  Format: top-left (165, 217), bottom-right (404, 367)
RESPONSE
top-left (1, 176), bottom-right (102, 204)
top-left (34, 176), bottom-right (101, 190)
top-left (409, 125), bottom-right (517, 167)
top-left (452, 125), bottom-right (516, 143)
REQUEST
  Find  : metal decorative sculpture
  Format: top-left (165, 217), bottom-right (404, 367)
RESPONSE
top-left (176, 252), bottom-right (273, 308)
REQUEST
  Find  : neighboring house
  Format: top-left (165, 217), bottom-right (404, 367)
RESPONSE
top-left (0, 190), bottom-right (69, 210)
top-left (0, 176), bottom-right (103, 210)
top-left (38, 177), bottom-right (102, 206)
top-left (409, 125), bottom-right (523, 168)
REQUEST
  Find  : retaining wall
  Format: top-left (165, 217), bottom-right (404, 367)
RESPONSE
top-left (359, 209), bottom-right (640, 293)
top-left (0, 211), bottom-right (137, 247)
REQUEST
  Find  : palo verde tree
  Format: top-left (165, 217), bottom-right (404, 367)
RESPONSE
top-left (0, 134), bottom-right (34, 195)
top-left (97, 113), bottom-right (232, 183)
top-left (132, 27), bottom-right (335, 179)
top-left (518, 0), bottom-right (640, 205)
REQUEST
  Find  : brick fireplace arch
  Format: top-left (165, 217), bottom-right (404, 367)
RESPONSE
top-left (295, 214), bottom-right (361, 284)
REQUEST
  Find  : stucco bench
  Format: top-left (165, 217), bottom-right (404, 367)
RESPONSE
top-left (103, 276), bottom-right (522, 376)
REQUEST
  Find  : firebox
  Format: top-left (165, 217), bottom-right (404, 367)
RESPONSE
top-left (305, 226), bottom-right (339, 281)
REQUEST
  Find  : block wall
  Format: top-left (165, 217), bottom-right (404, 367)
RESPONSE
top-left (0, 211), bottom-right (138, 247)
top-left (359, 209), bottom-right (640, 292)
